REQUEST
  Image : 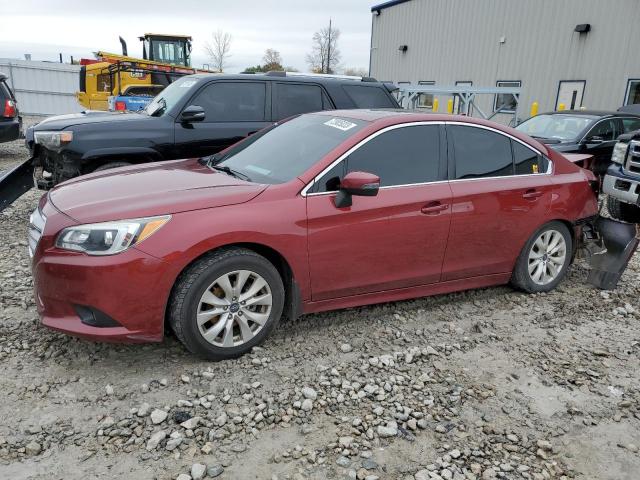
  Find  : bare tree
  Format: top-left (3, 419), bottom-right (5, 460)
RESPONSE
top-left (204, 29), bottom-right (232, 72)
top-left (263, 48), bottom-right (283, 70)
top-left (306, 20), bottom-right (341, 74)
top-left (343, 67), bottom-right (368, 77)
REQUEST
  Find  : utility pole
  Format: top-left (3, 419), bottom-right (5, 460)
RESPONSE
top-left (326, 18), bottom-right (331, 74)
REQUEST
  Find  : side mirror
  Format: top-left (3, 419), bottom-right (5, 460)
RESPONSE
top-left (334, 171), bottom-right (380, 208)
top-left (584, 135), bottom-right (604, 145)
top-left (180, 105), bottom-right (205, 123)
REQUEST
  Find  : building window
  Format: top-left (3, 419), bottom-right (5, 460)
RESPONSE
top-left (494, 81), bottom-right (521, 113)
top-left (454, 81), bottom-right (473, 114)
top-left (395, 81), bottom-right (410, 105)
top-left (625, 79), bottom-right (640, 105)
top-left (417, 81), bottom-right (435, 109)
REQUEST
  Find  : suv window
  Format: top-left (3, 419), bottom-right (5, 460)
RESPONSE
top-left (512, 140), bottom-right (544, 175)
top-left (587, 119), bottom-right (617, 141)
top-left (622, 117), bottom-right (640, 133)
top-left (191, 82), bottom-right (266, 122)
top-left (343, 85), bottom-right (396, 108)
top-left (450, 125), bottom-right (513, 179)
top-left (0, 80), bottom-right (14, 101)
top-left (275, 83), bottom-right (329, 120)
top-left (314, 125), bottom-right (440, 192)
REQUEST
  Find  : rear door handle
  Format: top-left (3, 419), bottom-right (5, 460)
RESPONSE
top-left (421, 202), bottom-right (449, 215)
top-left (522, 189), bottom-right (543, 200)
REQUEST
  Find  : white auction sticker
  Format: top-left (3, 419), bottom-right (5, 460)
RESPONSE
top-left (324, 118), bottom-right (358, 131)
top-left (179, 80), bottom-right (197, 88)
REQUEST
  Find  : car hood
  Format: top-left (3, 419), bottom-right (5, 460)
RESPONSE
top-left (33, 110), bottom-right (149, 131)
top-left (49, 159), bottom-right (268, 223)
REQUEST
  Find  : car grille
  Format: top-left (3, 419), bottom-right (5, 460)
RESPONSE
top-left (624, 140), bottom-right (640, 174)
top-left (28, 207), bottom-right (46, 258)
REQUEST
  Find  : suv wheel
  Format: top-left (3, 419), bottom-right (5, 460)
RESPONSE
top-left (511, 221), bottom-right (572, 293)
top-left (607, 196), bottom-right (640, 223)
top-left (168, 248), bottom-right (284, 360)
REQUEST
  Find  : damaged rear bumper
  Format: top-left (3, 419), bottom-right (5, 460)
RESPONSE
top-left (0, 157), bottom-right (35, 212)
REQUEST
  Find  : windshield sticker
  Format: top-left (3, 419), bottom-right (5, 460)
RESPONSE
top-left (245, 164), bottom-right (272, 175)
top-left (179, 80), bottom-right (197, 88)
top-left (324, 118), bottom-right (358, 131)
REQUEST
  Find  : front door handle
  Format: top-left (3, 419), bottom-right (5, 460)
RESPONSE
top-left (421, 202), bottom-right (449, 215)
top-left (522, 189), bottom-right (543, 200)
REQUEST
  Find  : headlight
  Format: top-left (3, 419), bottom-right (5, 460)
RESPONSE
top-left (34, 131), bottom-right (73, 152)
top-left (611, 141), bottom-right (628, 165)
top-left (55, 215), bottom-right (170, 255)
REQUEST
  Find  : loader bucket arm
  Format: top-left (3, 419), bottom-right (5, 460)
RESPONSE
top-left (0, 158), bottom-right (34, 212)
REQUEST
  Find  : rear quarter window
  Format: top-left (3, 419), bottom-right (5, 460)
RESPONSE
top-left (342, 85), bottom-right (397, 108)
top-left (0, 80), bottom-right (13, 101)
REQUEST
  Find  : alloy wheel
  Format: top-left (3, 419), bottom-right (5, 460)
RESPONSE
top-left (527, 230), bottom-right (567, 285)
top-left (197, 270), bottom-right (272, 347)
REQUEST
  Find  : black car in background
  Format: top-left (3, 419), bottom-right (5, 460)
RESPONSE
top-left (516, 110), bottom-right (640, 177)
top-left (0, 72), bottom-right (20, 143)
top-left (25, 72), bottom-right (399, 188)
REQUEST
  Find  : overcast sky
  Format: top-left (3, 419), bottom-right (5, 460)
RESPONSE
top-left (0, 0), bottom-right (376, 73)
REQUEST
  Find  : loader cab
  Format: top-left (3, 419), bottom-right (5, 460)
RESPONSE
top-left (140, 34), bottom-right (192, 67)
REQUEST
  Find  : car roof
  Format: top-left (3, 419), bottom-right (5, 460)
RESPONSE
top-left (540, 110), bottom-right (640, 118)
top-left (187, 72), bottom-right (388, 86)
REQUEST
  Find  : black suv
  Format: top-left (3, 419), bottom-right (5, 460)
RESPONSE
top-left (0, 72), bottom-right (20, 143)
top-left (25, 72), bottom-right (398, 188)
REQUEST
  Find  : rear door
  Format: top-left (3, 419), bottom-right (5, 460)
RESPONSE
top-left (306, 123), bottom-right (451, 300)
top-left (441, 124), bottom-right (553, 281)
top-left (272, 82), bottom-right (333, 121)
top-left (174, 81), bottom-right (271, 158)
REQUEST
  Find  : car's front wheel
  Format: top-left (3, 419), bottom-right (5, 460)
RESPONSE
top-left (168, 248), bottom-right (284, 360)
top-left (607, 196), bottom-right (640, 223)
top-left (511, 221), bottom-right (572, 293)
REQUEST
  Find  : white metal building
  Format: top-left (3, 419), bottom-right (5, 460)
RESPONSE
top-left (369, 0), bottom-right (640, 123)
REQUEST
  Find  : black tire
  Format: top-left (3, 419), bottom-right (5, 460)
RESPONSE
top-left (168, 248), bottom-right (285, 360)
top-left (511, 221), bottom-right (572, 293)
top-left (607, 196), bottom-right (640, 223)
top-left (93, 161), bottom-right (132, 172)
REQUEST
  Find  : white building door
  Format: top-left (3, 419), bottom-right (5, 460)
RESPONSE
top-left (556, 81), bottom-right (585, 110)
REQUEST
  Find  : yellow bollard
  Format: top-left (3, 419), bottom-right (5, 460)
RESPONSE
top-left (580, 106), bottom-right (586, 111)
top-left (530, 101), bottom-right (539, 117)
top-left (433, 98), bottom-right (439, 112)
top-left (447, 98), bottom-right (454, 114)
top-left (558, 103), bottom-right (565, 111)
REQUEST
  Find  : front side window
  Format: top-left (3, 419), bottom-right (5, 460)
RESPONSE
top-left (314, 125), bottom-right (440, 192)
top-left (217, 114), bottom-right (367, 184)
top-left (191, 82), bottom-right (266, 122)
top-left (622, 117), bottom-right (640, 133)
top-left (275, 83), bottom-right (325, 120)
top-left (450, 125), bottom-right (513, 179)
top-left (587, 119), bottom-right (617, 141)
top-left (494, 81), bottom-right (521, 113)
top-left (343, 85), bottom-right (397, 108)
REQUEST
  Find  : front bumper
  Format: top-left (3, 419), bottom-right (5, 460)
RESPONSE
top-left (602, 163), bottom-right (640, 205)
top-left (32, 201), bottom-right (174, 343)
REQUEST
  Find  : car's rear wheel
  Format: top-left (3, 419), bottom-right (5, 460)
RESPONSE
top-left (511, 221), bottom-right (572, 293)
top-left (168, 248), bottom-right (284, 360)
top-left (607, 196), bottom-right (640, 223)
top-left (93, 161), bottom-right (132, 172)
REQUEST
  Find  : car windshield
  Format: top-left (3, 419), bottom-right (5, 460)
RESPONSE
top-left (516, 114), bottom-right (597, 141)
top-left (214, 114), bottom-right (368, 184)
top-left (144, 76), bottom-right (197, 116)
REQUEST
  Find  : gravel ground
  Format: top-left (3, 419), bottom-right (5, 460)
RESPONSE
top-left (1, 129), bottom-right (640, 480)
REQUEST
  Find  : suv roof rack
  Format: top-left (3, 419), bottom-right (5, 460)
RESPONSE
top-left (264, 71), bottom-right (378, 83)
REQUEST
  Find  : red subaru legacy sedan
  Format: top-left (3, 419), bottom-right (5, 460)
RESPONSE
top-left (29, 110), bottom-right (598, 359)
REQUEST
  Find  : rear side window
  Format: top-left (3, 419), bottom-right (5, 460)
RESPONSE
top-left (450, 125), bottom-right (513, 179)
top-left (343, 85), bottom-right (396, 108)
top-left (0, 80), bottom-right (14, 101)
top-left (191, 82), bottom-right (266, 121)
top-left (512, 140), bottom-right (544, 175)
top-left (275, 83), bottom-right (327, 120)
top-left (622, 117), bottom-right (640, 133)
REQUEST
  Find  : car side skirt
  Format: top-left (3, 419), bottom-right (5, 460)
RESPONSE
top-left (302, 272), bottom-right (512, 314)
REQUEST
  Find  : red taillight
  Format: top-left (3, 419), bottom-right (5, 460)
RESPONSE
top-left (115, 101), bottom-right (126, 111)
top-left (2, 99), bottom-right (16, 118)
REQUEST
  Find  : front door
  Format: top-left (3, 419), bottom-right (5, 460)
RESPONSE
top-left (582, 118), bottom-right (621, 176)
top-left (556, 81), bottom-right (585, 110)
top-left (306, 123), bottom-right (452, 301)
top-left (174, 81), bottom-right (271, 158)
top-left (442, 124), bottom-right (553, 280)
